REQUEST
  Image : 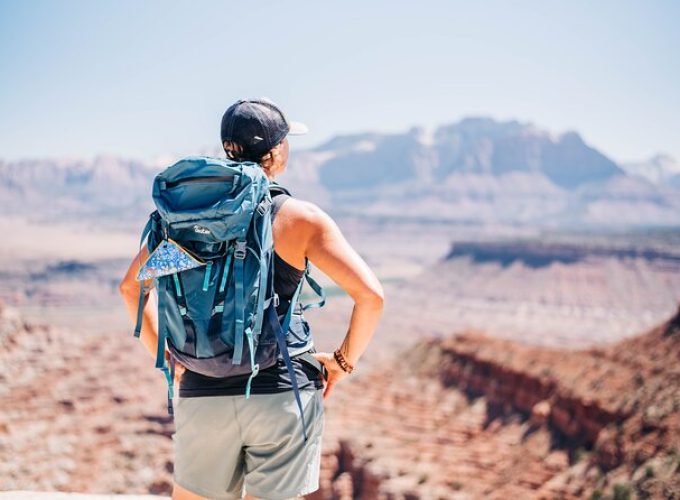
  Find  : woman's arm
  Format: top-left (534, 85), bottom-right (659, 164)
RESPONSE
top-left (118, 247), bottom-right (186, 382)
top-left (118, 246), bottom-right (160, 360)
top-left (300, 203), bottom-right (385, 399)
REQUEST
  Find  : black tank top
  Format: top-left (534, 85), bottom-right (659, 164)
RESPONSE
top-left (179, 193), bottom-right (323, 397)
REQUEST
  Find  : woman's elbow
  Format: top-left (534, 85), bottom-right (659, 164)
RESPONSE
top-left (118, 276), bottom-right (139, 298)
top-left (356, 284), bottom-right (385, 310)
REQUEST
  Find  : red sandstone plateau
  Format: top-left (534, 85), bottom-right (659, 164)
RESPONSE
top-left (320, 313), bottom-right (680, 498)
top-left (1, 300), bottom-right (679, 499)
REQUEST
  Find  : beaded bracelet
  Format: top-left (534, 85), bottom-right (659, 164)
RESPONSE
top-left (333, 349), bottom-right (354, 374)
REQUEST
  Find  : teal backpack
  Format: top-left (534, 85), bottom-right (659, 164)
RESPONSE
top-left (133, 156), bottom-right (325, 440)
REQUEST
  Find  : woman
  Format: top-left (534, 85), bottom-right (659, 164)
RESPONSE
top-left (118, 98), bottom-right (384, 500)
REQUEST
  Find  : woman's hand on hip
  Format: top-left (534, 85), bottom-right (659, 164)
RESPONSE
top-left (312, 351), bottom-right (349, 400)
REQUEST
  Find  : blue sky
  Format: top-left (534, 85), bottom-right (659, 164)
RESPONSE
top-left (1, 0), bottom-right (678, 163)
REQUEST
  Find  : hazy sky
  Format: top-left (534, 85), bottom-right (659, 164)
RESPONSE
top-left (1, 0), bottom-right (678, 163)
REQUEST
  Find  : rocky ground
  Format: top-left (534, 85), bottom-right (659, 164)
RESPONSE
top-left (315, 307), bottom-right (680, 499)
top-left (0, 302), bottom-right (173, 495)
top-left (2, 299), bottom-right (679, 499)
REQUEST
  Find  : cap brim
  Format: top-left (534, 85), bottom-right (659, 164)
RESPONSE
top-left (288, 120), bottom-right (309, 135)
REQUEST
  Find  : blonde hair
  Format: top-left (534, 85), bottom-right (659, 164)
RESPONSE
top-left (223, 141), bottom-right (281, 177)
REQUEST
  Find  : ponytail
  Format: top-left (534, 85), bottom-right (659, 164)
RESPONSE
top-left (223, 140), bottom-right (280, 178)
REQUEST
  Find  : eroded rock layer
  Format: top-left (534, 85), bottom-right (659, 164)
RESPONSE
top-left (318, 307), bottom-right (680, 498)
top-left (1, 301), bottom-right (679, 499)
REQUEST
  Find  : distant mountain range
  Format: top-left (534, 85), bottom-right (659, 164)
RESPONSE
top-left (621, 153), bottom-right (680, 188)
top-left (281, 117), bottom-right (680, 227)
top-left (2, 117), bottom-right (679, 228)
top-left (0, 156), bottom-right (158, 222)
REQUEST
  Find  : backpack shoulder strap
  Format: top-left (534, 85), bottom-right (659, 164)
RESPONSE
top-left (270, 182), bottom-right (292, 223)
top-left (271, 192), bottom-right (291, 222)
top-left (269, 182), bottom-right (292, 198)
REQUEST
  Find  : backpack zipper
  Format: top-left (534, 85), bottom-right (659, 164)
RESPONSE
top-left (165, 175), bottom-right (235, 189)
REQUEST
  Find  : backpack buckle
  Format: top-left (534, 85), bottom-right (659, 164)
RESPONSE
top-left (256, 198), bottom-right (272, 216)
top-left (234, 240), bottom-right (247, 260)
top-left (273, 293), bottom-right (280, 307)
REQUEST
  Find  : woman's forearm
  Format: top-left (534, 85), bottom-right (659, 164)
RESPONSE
top-left (338, 294), bottom-right (384, 367)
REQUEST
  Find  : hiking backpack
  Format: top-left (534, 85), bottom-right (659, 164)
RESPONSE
top-left (133, 156), bottom-right (325, 440)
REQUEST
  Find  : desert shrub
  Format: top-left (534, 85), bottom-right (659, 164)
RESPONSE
top-left (449, 480), bottom-right (464, 491)
top-left (612, 483), bottom-right (632, 500)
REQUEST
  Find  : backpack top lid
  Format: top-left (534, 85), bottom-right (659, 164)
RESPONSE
top-left (151, 156), bottom-right (271, 244)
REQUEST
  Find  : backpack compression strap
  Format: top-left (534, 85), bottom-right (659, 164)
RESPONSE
top-left (244, 196), bottom-right (274, 398)
top-left (232, 239), bottom-right (248, 366)
top-left (155, 276), bottom-right (174, 415)
top-left (251, 196), bottom-right (273, 339)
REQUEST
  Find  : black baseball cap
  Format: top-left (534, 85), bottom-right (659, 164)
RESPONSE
top-left (220, 98), bottom-right (308, 161)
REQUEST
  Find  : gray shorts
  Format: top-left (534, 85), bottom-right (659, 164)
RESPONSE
top-left (173, 388), bottom-right (324, 499)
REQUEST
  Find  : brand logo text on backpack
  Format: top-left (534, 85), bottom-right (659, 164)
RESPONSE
top-left (193, 225), bottom-right (211, 235)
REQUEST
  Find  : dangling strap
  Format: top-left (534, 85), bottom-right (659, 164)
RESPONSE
top-left (133, 216), bottom-right (154, 338)
top-left (301, 268), bottom-right (326, 311)
top-left (155, 313), bottom-right (168, 371)
top-left (268, 267), bottom-right (309, 439)
top-left (163, 354), bottom-right (175, 415)
top-left (169, 353), bottom-right (176, 386)
top-left (134, 284), bottom-right (149, 338)
top-left (232, 239), bottom-right (247, 365)
top-left (266, 303), bottom-right (309, 441)
top-left (244, 327), bottom-right (259, 398)
top-left (155, 277), bottom-right (174, 415)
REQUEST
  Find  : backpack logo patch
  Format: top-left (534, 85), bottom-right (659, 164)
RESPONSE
top-left (193, 224), bottom-right (211, 235)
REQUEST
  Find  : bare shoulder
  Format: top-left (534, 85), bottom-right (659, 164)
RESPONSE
top-left (277, 197), bottom-right (332, 231)
top-left (278, 196), bottom-right (381, 302)
top-left (272, 197), bottom-right (337, 268)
